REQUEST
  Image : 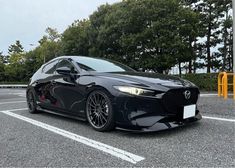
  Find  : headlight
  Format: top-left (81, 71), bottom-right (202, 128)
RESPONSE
top-left (113, 86), bottom-right (155, 96)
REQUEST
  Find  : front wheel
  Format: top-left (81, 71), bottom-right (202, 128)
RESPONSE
top-left (26, 89), bottom-right (38, 114)
top-left (86, 90), bottom-right (115, 132)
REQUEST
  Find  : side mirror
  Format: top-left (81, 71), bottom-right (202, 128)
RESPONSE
top-left (56, 67), bottom-right (71, 75)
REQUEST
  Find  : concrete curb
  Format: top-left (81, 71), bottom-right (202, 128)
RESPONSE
top-left (0, 85), bottom-right (27, 88)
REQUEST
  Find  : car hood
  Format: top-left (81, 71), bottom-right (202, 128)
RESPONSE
top-left (91, 71), bottom-right (196, 89)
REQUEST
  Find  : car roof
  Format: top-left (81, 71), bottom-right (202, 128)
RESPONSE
top-left (52, 55), bottom-right (86, 60)
top-left (43, 56), bottom-right (88, 65)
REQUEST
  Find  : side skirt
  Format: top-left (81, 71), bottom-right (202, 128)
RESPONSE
top-left (36, 106), bottom-right (87, 122)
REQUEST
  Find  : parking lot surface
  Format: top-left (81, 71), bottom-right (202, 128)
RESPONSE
top-left (0, 89), bottom-right (234, 167)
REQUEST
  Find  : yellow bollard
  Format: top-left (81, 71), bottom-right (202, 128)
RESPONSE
top-left (217, 72), bottom-right (234, 100)
top-left (218, 72), bottom-right (225, 97)
top-left (218, 74), bottom-right (221, 97)
top-left (233, 74), bottom-right (235, 100)
top-left (222, 73), bottom-right (228, 99)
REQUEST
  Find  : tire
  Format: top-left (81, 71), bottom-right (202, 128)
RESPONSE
top-left (86, 90), bottom-right (115, 132)
top-left (26, 89), bottom-right (38, 114)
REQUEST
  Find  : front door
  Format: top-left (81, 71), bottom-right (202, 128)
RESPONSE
top-left (51, 59), bottom-right (84, 115)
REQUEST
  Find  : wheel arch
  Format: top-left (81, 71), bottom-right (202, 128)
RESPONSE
top-left (86, 85), bottom-right (115, 102)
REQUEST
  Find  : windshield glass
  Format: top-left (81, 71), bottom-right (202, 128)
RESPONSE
top-left (74, 57), bottom-right (135, 72)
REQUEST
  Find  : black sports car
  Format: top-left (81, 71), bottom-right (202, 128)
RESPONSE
top-left (26, 56), bottom-right (201, 132)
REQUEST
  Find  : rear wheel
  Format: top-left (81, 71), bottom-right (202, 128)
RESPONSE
top-left (86, 90), bottom-right (115, 132)
top-left (27, 90), bottom-right (38, 113)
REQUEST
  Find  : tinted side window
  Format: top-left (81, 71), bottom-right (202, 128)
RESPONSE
top-left (57, 60), bottom-right (78, 73)
top-left (43, 60), bottom-right (58, 74)
top-left (57, 60), bottom-right (74, 70)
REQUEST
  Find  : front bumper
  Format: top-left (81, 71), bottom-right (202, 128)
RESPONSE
top-left (116, 113), bottom-right (202, 132)
top-left (113, 87), bottom-right (201, 132)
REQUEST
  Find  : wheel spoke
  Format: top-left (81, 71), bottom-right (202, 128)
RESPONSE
top-left (98, 94), bottom-right (103, 105)
top-left (88, 101), bottom-right (96, 108)
top-left (100, 110), bottom-right (108, 116)
top-left (100, 113), bottom-right (107, 122)
top-left (93, 114), bottom-right (97, 123)
top-left (89, 97), bottom-right (96, 106)
top-left (100, 99), bottom-right (106, 107)
top-left (93, 94), bottom-right (98, 104)
top-left (96, 94), bottom-right (100, 104)
top-left (99, 115), bottom-right (104, 126)
top-left (97, 115), bottom-right (100, 126)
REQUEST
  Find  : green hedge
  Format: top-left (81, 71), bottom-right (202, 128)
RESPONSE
top-left (180, 73), bottom-right (218, 91)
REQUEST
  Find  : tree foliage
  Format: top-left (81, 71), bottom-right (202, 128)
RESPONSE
top-left (61, 20), bottom-right (90, 56)
top-left (63, 0), bottom-right (202, 73)
top-left (8, 40), bottom-right (24, 55)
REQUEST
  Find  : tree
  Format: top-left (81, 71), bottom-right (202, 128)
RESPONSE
top-left (88, 4), bottom-right (113, 57)
top-left (0, 52), bottom-right (5, 81)
top-left (87, 0), bottom-right (200, 73)
top-left (176, 5), bottom-right (201, 75)
top-left (4, 52), bottom-right (27, 82)
top-left (5, 41), bottom-right (26, 82)
top-left (22, 50), bottom-right (42, 80)
top-left (196, 0), bottom-right (224, 73)
top-left (8, 40), bottom-right (24, 55)
top-left (45, 27), bottom-right (61, 42)
top-left (61, 20), bottom-right (90, 56)
top-left (37, 27), bottom-right (62, 63)
top-left (0, 52), bottom-right (4, 63)
top-left (217, 0), bottom-right (232, 71)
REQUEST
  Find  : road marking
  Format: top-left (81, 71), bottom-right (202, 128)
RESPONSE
top-left (5, 108), bottom-right (28, 112)
top-left (9, 93), bottom-right (26, 97)
top-left (0, 110), bottom-right (145, 164)
top-left (203, 116), bottom-right (235, 122)
top-left (200, 94), bottom-right (217, 97)
top-left (200, 93), bottom-right (233, 97)
top-left (0, 101), bottom-right (26, 105)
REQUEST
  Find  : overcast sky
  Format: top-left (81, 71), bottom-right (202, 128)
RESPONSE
top-left (0, 0), bottom-right (120, 55)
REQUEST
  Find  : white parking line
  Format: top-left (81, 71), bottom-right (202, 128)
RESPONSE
top-left (0, 109), bottom-right (145, 164)
top-left (5, 108), bottom-right (28, 112)
top-left (0, 101), bottom-right (26, 105)
top-left (203, 116), bottom-right (235, 122)
top-left (200, 93), bottom-right (233, 97)
top-left (200, 94), bottom-right (217, 97)
top-left (9, 93), bottom-right (26, 97)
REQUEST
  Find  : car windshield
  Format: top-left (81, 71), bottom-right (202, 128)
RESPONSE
top-left (74, 57), bottom-right (135, 72)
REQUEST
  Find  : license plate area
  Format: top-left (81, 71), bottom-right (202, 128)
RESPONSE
top-left (183, 104), bottom-right (196, 119)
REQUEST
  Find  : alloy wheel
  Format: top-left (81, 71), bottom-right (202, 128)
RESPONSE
top-left (87, 91), bottom-right (110, 129)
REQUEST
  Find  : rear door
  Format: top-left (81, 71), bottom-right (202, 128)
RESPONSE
top-left (37, 59), bottom-right (59, 109)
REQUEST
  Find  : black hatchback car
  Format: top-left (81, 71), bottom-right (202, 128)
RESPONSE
top-left (26, 56), bottom-right (201, 132)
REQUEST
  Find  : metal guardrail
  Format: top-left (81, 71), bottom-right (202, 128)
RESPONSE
top-left (0, 85), bottom-right (27, 88)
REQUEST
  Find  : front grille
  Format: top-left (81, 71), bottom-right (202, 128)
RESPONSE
top-left (162, 88), bottom-right (199, 114)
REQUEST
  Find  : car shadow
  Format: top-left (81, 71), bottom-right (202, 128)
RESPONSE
top-left (37, 110), bottom-right (90, 126)
top-left (114, 122), bottom-right (201, 138)
top-left (37, 110), bottom-right (201, 138)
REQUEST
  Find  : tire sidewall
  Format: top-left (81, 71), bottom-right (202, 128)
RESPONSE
top-left (86, 90), bottom-right (115, 131)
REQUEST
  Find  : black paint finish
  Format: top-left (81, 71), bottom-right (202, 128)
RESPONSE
top-left (26, 56), bottom-right (201, 132)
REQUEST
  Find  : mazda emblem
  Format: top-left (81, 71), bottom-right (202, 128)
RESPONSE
top-left (184, 90), bottom-right (191, 99)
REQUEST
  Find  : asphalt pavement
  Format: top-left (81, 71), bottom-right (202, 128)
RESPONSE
top-left (0, 88), bottom-right (234, 167)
